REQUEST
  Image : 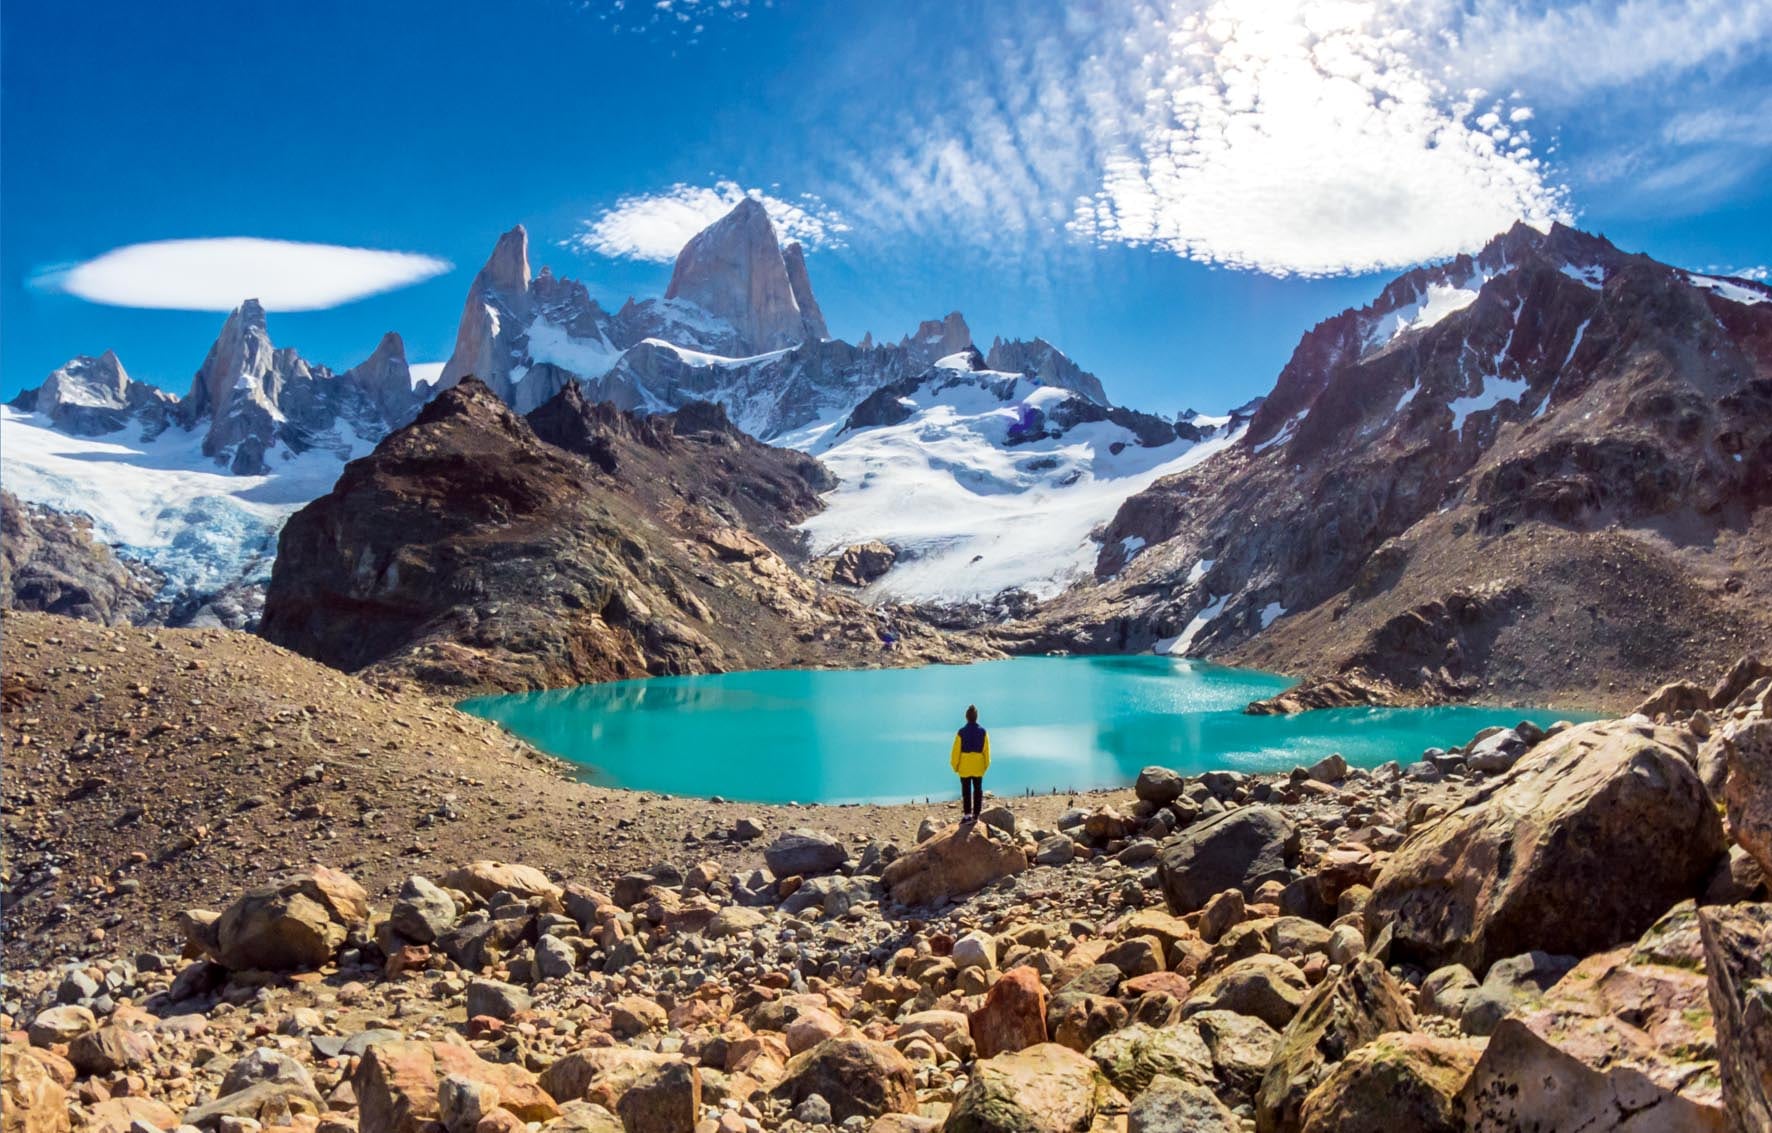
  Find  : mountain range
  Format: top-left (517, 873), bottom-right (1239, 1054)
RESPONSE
top-left (3, 202), bottom-right (1768, 709)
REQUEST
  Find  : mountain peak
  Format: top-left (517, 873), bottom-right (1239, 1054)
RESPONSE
top-left (481, 225), bottom-right (531, 295)
top-left (664, 197), bottom-right (822, 353)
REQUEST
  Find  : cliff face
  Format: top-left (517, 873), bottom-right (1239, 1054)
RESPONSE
top-left (664, 196), bottom-right (825, 353)
top-left (1016, 225), bottom-right (1772, 711)
top-left (259, 379), bottom-right (979, 692)
top-left (1, 492), bottom-right (162, 625)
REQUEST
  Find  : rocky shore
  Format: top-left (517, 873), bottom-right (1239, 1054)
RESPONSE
top-left (4, 610), bottom-right (1771, 1133)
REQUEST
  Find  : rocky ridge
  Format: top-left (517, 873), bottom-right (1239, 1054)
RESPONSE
top-left (1018, 223), bottom-right (1772, 713)
top-left (5, 608), bottom-right (1771, 1133)
top-left (258, 379), bottom-right (981, 693)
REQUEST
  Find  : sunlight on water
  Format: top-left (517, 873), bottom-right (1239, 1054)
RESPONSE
top-left (460, 656), bottom-right (1584, 804)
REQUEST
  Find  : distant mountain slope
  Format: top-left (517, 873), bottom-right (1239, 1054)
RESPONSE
top-left (800, 349), bottom-right (1251, 604)
top-left (1015, 223), bottom-right (1772, 711)
top-left (259, 378), bottom-right (980, 692)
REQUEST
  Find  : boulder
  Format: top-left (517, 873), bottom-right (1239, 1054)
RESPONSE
top-left (355, 1039), bottom-right (559, 1133)
top-left (969, 966), bottom-right (1048, 1058)
top-left (1129, 1074), bottom-right (1239, 1133)
top-left (1417, 964), bottom-right (1480, 1021)
top-left (1457, 950), bottom-right (1577, 1036)
top-left (704, 907), bottom-right (766, 939)
top-left (1460, 1018), bottom-right (1725, 1132)
top-left (539, 1049), bottom-right (682, 1111)
top-left (1724, 720), bottom-right (1772, 878)
top-left (467, 979), bottom-right (532, 1022)
top-left (1296, 1032), bottom-right (1481, 1133)
top-left (68, 1023), bottom-right (154, 1076)
top-left (1366, 720), bottom-right (1725, 973)
top-left (390, 875), bottom-right (457, 944)
top-left (441, 861), bottom-right (563, 908)
top-left (615, 1061), bottom-right (700, 1133)
top-left (1634, 680), bottom-right (1711, 718)
top-left (1189, 1010), bottom-right (1282, 1099)
top-left (943, 1044), bottom-right (1121, 1133)
top-left (1458, 903), bottom-right (1725, 1131)
top-left (26, 1005), bottom-right (95, 1047)
top-left (86, 1096), bottom-right (179, 1133)
top-left (1698, 903), bottom-right (1772, 1133)
top-left (1034, 835), bottom-right (1074, 866)
top-left (880, 822), bottom-right (1026, 907)
top-left (1085, 1022), bottom-right (1214, 1096)
top-left (773, 1039), bottom-right (915, 1121)
top-left (2, 1046), bottom-right (69, 1133)
top-left (830, 541), bottom-right (896, 586)
top-left (1183, 955), bottom-right (1310, 1031)
top-left (197, 866), bottom-right (369, 971)
top-left (1047, 993), bottom-right (1129, 1053)
top-left (763, 829), bottom-right (847, 878)
top-left (1157, 806), bottom-right (1298, 914)
top-left (1134, 766), bottom-right (1184, 805)
top-left (1710, 656), bottom-right (1772, 709)
top-left (1255, 957), bottom-right (1415, 1133)
top-left (356, 1040), bottom-right (446, 1133)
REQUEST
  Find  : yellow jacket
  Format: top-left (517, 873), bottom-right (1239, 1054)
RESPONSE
top-left (950, 727), bottom-right (991, 777)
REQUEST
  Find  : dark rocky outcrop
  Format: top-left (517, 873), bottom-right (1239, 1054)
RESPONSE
top-left (1, 492), bottom-right (161, 624)
top-left (258, 379), bottom-right (974, 691)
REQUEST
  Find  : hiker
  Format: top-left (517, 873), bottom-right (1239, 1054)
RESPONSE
top-left (949, 704), bottom-right (991, 823)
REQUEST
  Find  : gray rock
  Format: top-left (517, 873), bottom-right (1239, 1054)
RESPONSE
top-left (1129, 1074), bottom-right (1240, 1133)
top-left (465, 978), bottom-right (531, 1021)
top-left (979, 806), bottom-right (1017, 835)
top-left (535, 934), bottom-right (578, 980)
top-left (1157, 805), bottom-right (1299, 914)
top-left (1135, 766), bottom-right (1185, 805)
top-left (732, 816), bottom-right (764, 841)
top-left (389, 875), bottom-right (456, 945)
top-left (1460, 951), bottom-right (1577, 1036)
top-left (1035, 834), bottom-right (1076, 866)
top-left (764, 829), bottom-right (847, 877)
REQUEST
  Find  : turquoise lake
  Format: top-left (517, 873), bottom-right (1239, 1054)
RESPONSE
top-left (459, 656), bottom-right (1581, 804)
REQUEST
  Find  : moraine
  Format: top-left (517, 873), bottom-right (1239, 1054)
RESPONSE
top-left (459, 654), bottom-right (1583, 804)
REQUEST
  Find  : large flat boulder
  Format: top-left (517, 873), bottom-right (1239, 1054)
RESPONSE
top-left (763, 829), bottom-right (847, 877)
top-left (440, 861), bottom-right (563, 908)
top-left (1157, 806), bottom-right (1298, 915)
top-left (1365, 720), bottom-right (1724, 973)
top-left (1699, 903), bottom-right (1772, 1133)
top-left (881, 823), bottom-right (1026, 908)
top-left (1458, 902), bottom-right (1726, 1132)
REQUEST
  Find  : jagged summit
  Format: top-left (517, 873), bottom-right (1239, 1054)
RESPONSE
top-left (664, 196), bottom-right (827, 352)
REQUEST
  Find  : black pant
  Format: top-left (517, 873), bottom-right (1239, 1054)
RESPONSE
top-left (960, 777), bottom-right (982, 817)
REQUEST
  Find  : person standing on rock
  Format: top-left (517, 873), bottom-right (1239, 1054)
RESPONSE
top-left (950, 704), bottom-right (991, 823)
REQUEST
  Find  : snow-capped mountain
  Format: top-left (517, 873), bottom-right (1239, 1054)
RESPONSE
top-left (1022, 221), bottom-right (1772, 710)
top-left (2, 303), bottom-right (430, 624)
top-left (798, 348), bottom-right (1248, 603)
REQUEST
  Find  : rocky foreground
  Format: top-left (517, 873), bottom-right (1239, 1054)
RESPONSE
top-left (5, 617), bottom-right (1772, 1133)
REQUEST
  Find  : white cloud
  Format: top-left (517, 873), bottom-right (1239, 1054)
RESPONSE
top-left (34, 238), bottom-right (452, 312)
top-left (1062, 1), bottom-right (1571, 277)
top-left (1451, 0), bottom-right (1772, 100)
top-left (566, 181), bottom-right (848, 262)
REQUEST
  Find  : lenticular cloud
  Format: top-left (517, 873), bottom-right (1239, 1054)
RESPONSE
top-left (1066, 0), bottom-right (1572, 277)
top-left (35, 238), bottom-right (453, 312)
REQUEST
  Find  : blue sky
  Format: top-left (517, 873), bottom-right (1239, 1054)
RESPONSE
top-left (3, 0), bottom-right (1769, 414)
